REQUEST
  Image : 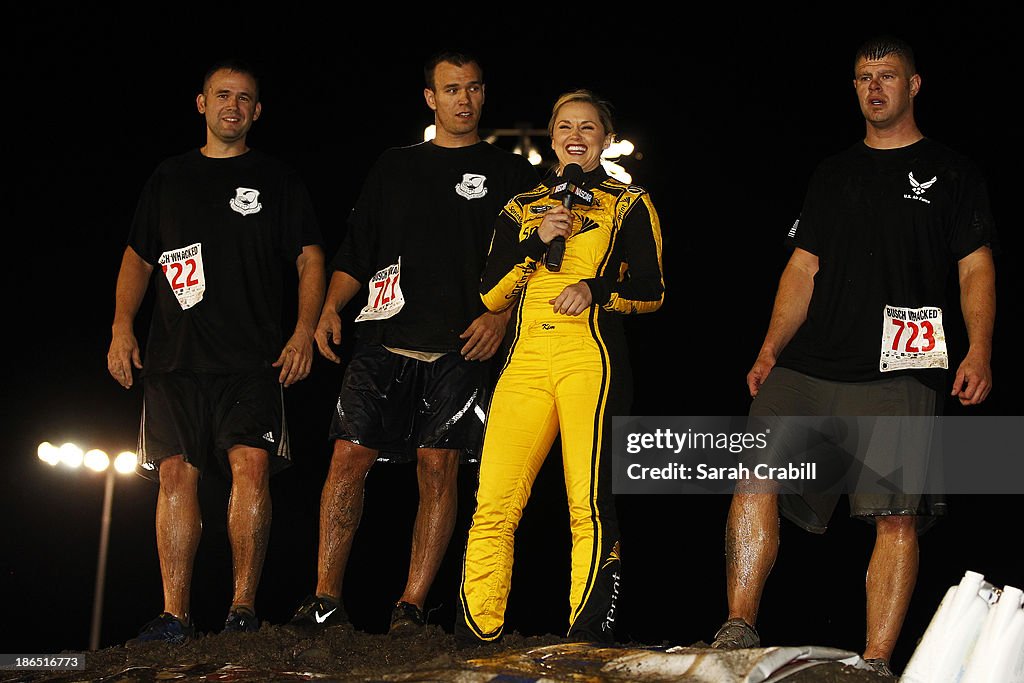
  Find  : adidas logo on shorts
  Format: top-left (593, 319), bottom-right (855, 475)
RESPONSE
top-left (262, 431), bottom-right (275, 443)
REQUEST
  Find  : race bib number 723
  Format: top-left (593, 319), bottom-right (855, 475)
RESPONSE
top-left (879, 305), bottom-right (948, 372)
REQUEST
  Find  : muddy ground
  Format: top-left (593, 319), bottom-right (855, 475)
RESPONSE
top-left (1, 623), bottom-right (889, 682)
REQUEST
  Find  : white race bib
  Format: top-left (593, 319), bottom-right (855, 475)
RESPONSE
top-left (159, 242), bottom-right (206, 310)
top-left (879, 305), bottom-right (948, 372)
top-left (354, 258), bottom-right (405, 322)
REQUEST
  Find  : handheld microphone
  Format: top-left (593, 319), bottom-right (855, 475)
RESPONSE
top-left (546, 163), bottom-right (592, 272)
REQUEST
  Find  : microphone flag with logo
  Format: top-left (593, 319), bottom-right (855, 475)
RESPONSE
top-left (546, 163), bottom-right (593, 272)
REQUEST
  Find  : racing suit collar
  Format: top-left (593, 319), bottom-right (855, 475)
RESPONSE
top-left (543, 164), bottom-right (609, 190)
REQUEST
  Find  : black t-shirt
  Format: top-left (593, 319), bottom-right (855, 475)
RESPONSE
top-left (129, 148), bottom-right (322, 374)
top-left (778, 138), bottom-right (995, 390)
top-left (331, 141), bottom-right (537, 352)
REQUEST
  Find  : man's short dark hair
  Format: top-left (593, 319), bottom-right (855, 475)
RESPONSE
top-left (202, 58), bottom-right (261, 101)
top-left (424, 51), bottom-right (482, 90)
top-left (855, 36), bottom-right (916, 75)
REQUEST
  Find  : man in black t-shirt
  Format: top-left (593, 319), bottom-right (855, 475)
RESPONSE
top-left (107, 60), bottom-right (325, 643)
top-left (287, 52), bottom-right (536, 636)
top-left (710, 38), bottom-right (995, 678)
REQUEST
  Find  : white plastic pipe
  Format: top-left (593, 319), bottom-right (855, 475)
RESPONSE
top-left (903, 571), bottom-right (995, 683)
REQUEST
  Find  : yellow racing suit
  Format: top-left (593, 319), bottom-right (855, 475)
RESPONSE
top-left (458, 167), bottom-right (664, 642)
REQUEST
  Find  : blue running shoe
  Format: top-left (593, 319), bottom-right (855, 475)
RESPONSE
top-left (127, 612), bottom-right (195, 645)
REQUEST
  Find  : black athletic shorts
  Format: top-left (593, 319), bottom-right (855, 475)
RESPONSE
top-left (330, 344), bottom-right (490, 463)
top-left (748, 367), bottom-right (945, 534)
top-left (137, 368), bottom-right (290, 481)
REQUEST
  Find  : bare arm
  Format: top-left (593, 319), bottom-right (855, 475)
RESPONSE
top-left (273, 245), bottom-right (326, 386)
top-left (107, 247), bottom-right (154, 389)
top-left (459, 308), bottom-right (513, 361)
top-left (313, 270), bottom-right (364, 363)
top-left (951, 246), bottom-right (995, 405)
top-left (747, 247), bottom-right (818, 397)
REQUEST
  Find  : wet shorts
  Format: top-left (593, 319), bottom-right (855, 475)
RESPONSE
top-left (137, 368), bottom-right (290, 481)
top-left (747, 367), bottom-right (945, 533)
top-left (330, 344), bottom-right (490, 462)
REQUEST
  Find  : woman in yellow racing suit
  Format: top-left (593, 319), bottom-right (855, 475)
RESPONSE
top-left (458, 90), bottom-right (664, 643)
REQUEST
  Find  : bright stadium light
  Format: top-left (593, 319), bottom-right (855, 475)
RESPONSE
top-left (604, 138), bottom-right (635, 158)
top-left (39, 441), bottom-right (137, 651)
top-left (114, 451), bottom-right (138, 474)
top-left (84, 449), bottom-right (110, 472)
top-left (38, 441), bottom-right (60, 466)
top-left (425, 123), bottom-right (640, 178)
top-left (423, 124), bottom-right (436, 142)
top-left (60, 442), bottom-right (84, 468)
top-left (601, 159), bottom-right (632, 184)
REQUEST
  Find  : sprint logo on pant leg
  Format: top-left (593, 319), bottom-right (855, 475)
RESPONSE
top-left (602, 570), bottom-right (620, 633)
top-left (601, 541), bottom-right (621, 633)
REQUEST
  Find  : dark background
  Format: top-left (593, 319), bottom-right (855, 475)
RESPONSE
top-left (5, 9), bottom-right (1021, 672)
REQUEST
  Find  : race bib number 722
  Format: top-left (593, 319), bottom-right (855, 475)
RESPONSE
top-left (354, 258), bottom-right (405, 323)
top-left (879, 305), bottom-right (948, 372)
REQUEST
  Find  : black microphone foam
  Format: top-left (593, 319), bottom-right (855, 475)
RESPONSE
top-left (561, 163), bottom-right (584, 192)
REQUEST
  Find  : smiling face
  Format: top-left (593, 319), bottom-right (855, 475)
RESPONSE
top-left (853, 53), bottom-right (920, 131)
top-left (550, 100), bottom-right (613, 173)
top-left (423, 60), bottom-right (484, 147)
top-left (196, 68), bottom-right (261, 151)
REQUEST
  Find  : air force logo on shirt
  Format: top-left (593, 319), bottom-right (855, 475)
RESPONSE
top-left (455, 173), bottom-right (488, 200)
top-left (904, 172), bottom-right (937, 205)
top-left (230, 187), bottom-right (263, 215)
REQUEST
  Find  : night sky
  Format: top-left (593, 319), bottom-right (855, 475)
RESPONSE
top-left (5, 9), bottom-right (1021, 671)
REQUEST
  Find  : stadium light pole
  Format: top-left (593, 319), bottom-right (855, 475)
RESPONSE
top-left (38, 442), bottom-right (138, 651)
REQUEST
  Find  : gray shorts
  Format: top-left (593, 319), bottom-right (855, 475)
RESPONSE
top-left (748, 367), bottom-right (945, 534)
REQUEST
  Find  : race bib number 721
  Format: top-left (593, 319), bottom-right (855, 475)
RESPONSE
top-left (354, 258), bottom-right (405, 323)
top-left (879, 305), bottom-right (948, 372)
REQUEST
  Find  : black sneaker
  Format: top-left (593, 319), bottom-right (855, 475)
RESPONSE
top-left (388, 601), bottom-right (425, 637)
top-left (223, 607), bottom-right (259, 633)
top-left (711, 618), bottom-right (760, 649)
top-left (454, 618), bottom-right (501, 649)
top-left (126, 612), bottom-right (195, 645)
top-left (864, 658), bottom-right (897, 679)
top-left (287, 594), bottom-right (348, 632)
